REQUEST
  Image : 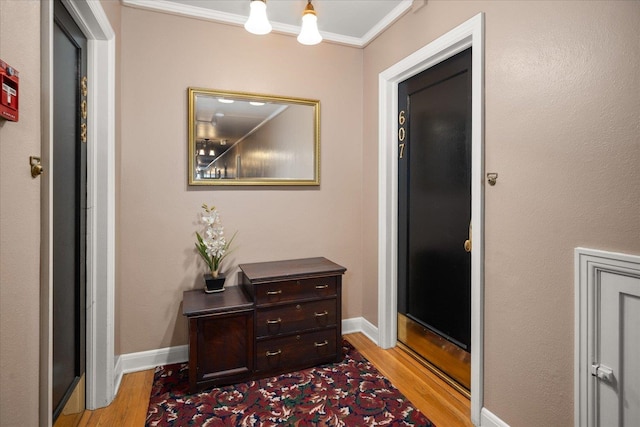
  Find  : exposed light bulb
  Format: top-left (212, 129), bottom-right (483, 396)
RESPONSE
top-left (244, 0), bottom-right (272, 35)
top-left (297, 1), bottom-right (322, 45)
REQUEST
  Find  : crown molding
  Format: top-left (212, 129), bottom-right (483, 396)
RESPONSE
top-left (121, 0), bottom-right (412, 48)
top-left (360, 0), bottom-right (412, 47)
top-left (122, 0), bottom-right (246, 25)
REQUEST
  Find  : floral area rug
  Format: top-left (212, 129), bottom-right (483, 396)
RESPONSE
top-left (146, 340), bottom-right (435, 426)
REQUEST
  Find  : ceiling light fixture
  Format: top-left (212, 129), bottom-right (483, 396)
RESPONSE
top-left (297, 0), bottom-right (322, 46)
top-left (244, 0), bottom-right (272, 35)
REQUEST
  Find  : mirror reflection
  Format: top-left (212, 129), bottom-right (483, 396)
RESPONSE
top-left (188, 88), bottom-right (320, 186)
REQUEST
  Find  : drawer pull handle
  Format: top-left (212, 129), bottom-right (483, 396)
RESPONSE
top-left (315, 284), bottom-right (328, 290)
top-left (266, 318), bottom-right (282, 325)
top-left (314, 340), bottom-right (329, 348)
top-left (266, 349), bottom-right (282, 357)
top-left (314, 311), bottom-right (329, 318)
top-left (266, 290), bottom-right (282, 296)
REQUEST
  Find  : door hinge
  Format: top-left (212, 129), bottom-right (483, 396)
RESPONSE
top-left (591, 363), bottom-right (614, 382)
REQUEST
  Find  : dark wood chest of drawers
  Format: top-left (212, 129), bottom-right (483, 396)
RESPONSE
top-left (240, 257), bottom-right (346, 376)
top-left (183, 257), bottom-right (346, 393)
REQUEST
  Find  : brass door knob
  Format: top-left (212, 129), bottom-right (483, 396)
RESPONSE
top-left (464, 221), bottom-right (472, 252)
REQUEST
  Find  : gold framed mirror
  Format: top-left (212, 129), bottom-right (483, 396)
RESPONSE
top-left (188, 88), bottom-right (320, 186)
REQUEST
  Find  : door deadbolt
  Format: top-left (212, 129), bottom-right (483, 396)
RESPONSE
top-left (30, 156), bottom-right (43, 178)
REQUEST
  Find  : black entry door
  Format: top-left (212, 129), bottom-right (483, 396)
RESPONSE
top-left (53, 0), bottom-right (87, 420)
top-left (398, 48), bottom-right (472, 389)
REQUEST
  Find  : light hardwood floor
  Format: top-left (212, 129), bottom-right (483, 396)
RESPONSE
top-left (72, 332), bottom-right (472, 426)
top-left (345, 333), bottom-right (472, 427)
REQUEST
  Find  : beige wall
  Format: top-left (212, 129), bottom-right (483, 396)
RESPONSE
top-left (117, 7), bottom-right (363, 354)
top-left (363, 1), bottom-right (640, 426)
top-left (0, 1), bottom-right (41, 426)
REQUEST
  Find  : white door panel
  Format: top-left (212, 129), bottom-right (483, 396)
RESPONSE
top-left (575, 249), bottom-right (640, 427)
top-left (621, 291), bottom-right (640, 425)
top-left (598, 272), bottom-right (640, 426)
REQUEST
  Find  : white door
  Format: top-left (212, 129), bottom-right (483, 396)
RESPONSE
top-left (596, 271), bottom-right (640, 426)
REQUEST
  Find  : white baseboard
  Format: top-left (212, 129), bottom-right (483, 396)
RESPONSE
top-left (342, 317), bottom-right (378, 345)
top-left (117, 317), bottom-right (378, 375)
top-left (342, 316), bottom-right (379, 345)
top-left (116, 344), bottom-right (188, 377)
top-left (481, 408), bottom-right (510, 427)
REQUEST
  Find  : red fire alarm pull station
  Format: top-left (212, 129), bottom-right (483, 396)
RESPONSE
top-left (1, 59), bottom-right (19, 122)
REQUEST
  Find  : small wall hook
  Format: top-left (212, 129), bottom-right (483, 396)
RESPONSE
top-left (30, 156), bottom-right (43, 178)
top-left (486, 172), bottom-right (498, 186)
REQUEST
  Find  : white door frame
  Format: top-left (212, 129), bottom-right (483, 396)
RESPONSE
top-left (40, 0), bottom-right (116, 424)
top-left (377, 13), bottom-right (485, 425)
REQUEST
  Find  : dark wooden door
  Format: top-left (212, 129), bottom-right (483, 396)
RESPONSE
top-left (52, 0), bottom-right (87, 420)
top-left (397, 48), bottom-right (472, 390)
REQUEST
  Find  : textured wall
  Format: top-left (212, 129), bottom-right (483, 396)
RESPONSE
top-left (362, 1), bottom-right (640, 426)
top-left (0, 1), bottom-right (41, 426)
top-left (117, 7), bottom-right (364, 354)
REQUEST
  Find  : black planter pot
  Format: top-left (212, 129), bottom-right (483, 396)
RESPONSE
top-left (204, 272), bottom-right (226, 293)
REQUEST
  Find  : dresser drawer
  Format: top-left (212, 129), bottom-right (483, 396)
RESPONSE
top-left (254, 276), bottom-right (337, 306)
top-left (256, 299), bottom-right (336, 338)
top-left (256, 329), bottom-right (337, 372)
